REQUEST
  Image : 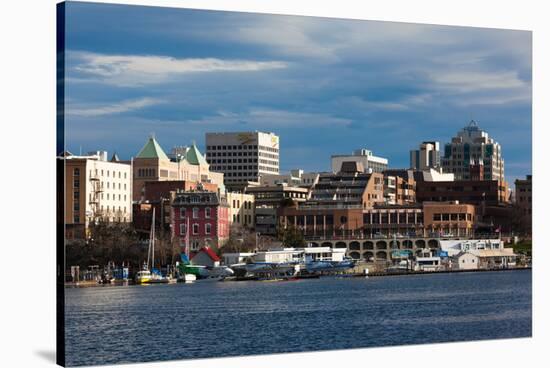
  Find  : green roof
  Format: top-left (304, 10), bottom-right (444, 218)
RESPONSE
top-left (136, 136), bottom-right (169, 160)
top-left (186, 143), bottom-right (208, 166)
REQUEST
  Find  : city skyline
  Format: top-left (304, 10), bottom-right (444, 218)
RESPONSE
top-left (63, 2), bottom-right (532, 184)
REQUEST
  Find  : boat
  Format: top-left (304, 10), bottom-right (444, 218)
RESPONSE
top-left (135, 208), bottom-right (170, 285)
top-left (135, 270), bottom-right (152, 284)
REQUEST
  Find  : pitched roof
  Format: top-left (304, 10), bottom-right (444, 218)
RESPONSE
top-left (190, 246), bottom-right (221, 262)
top-left (185, 143), bottom-right (208, 166)
top-left (110, 152), bottom-right (120, 162)
top-left (136, 136), bottom-right (169, 160)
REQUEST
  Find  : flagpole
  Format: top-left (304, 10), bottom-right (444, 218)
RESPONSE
top-left (186, 216), bottom-right (190, 260)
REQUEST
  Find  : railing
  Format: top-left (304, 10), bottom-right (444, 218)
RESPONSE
top-left (303, 233), bottom-right (504, 241)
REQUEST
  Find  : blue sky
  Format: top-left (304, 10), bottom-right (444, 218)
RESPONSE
top-left (63, 2), bottom-right (532, 184)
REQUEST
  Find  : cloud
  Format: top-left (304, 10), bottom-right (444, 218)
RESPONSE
top-left (428, 70), bottom-right (528, 92)
top-left (66, 97), bottom-right (162, 117)
top-left (68, 51), bottom-right (288, 86)
top-left (184, 108), bottom-right (352, 128)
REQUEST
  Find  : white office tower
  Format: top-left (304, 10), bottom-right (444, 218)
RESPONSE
top-left (206, 131), bottom-right (280, 189)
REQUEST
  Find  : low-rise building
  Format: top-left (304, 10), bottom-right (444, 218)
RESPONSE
top-left (310, 162), bottom-right (384, 209)
top-left (225, 191), bottom-right (255, 228)
top-left (331, 148), bottom-right (388, 173)
top-left (440, 238), bottom-right (503, 256)
top-left (62, 151), bottom-right (132, 239)
top-left (454, 248), bottom-right (516, 270)
top-left (245, 184), bottom-right (310, 235)
top-left (133, 136), bottom-right (224, 201)
top-left (423, 201), bottom-right (476, 237)
top-left (259, 169), bottom-right (319, 188)
top-left (456, 252), bottom-right (480, 270)
top-left (416, 179), bottom-right (508, 206)
top-left (190, 247), bottom-right (221, 267)
top-left (171, 190), bottom-right (230, 252)
top-left (514, 174), bottom-right (532, 234)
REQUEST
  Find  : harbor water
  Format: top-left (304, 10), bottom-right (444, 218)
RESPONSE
top-left (65, 269), bottom-right (532, 366)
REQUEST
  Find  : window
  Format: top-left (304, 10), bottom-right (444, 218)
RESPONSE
top-left (73, 168), bottom-right (80, 176)
top-left (192, 223), bottom-right (199, 235)
top-left (179, 223), bottom-right (187, 235)
top-left (73, 179), bottom-right (80, 188)
top-left (205, 207), bottom-right (211, 218)
top-left (180, 208), bottom-right (186, 218)
top-left (205, 223), bottom-right (211, 234)
top-left (193, 207), bottom-right (199, 218)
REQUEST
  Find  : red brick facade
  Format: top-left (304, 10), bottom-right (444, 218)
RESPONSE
top-left (172, 191), bottom-right (230, 252)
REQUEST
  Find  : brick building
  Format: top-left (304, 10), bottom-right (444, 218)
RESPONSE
top-left (171, 190), bottom-right (230, 252)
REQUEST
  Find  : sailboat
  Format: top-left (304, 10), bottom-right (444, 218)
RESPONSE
top-left (135, 207), bottom-right (169, 284)
top-left (176, 216), bottom-right (197, 283)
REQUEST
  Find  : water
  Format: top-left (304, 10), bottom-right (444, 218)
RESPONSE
top-left (65, 270), bottom-right (532, 366)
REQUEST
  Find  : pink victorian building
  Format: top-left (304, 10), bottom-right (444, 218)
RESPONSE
top-left (171, 189), bottom-right (230, 253)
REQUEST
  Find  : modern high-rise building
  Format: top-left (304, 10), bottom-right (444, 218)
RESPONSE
top-left (410, 141), bottom-right (441, 170)
top-left (331, 148), bottom-right (388, 173)
top-left (205, 131), bottom-right (280, 189)
top-left (441, 121), bottom-right (505, 181)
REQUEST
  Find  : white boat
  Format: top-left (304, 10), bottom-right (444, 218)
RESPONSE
top-left (181, 273), bottom-right (196, 283)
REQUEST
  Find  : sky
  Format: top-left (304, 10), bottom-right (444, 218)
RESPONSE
top-left (63, 2), bottom-right (532, 184)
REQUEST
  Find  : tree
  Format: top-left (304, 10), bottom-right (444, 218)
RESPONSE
top-left (277, 224), bottom-right (306, 248)
top-left (222, 224), bottom-right (257, 253)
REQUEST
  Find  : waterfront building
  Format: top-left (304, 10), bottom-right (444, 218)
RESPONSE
top-left (514, 174), bottom-right (532, 234)
top-left (415, 179), bottom-right (508, 206)
top-left (439, 238), bottom-right (503, 256)
top-left (132, 136), bottom-right (224, 201)
top-left (422, 201), bottom-right (476, 237)
top-left (225, 191), bottom-right (255, 228)
top-left (62, 151), bottom-right (132, 239)
top-left (441, 120), bottom-right (505, 181)
top-left (245, 184), bottom-right (310, 235)
top-left (205, 131), bottom-right (280, 190)
top-left (455, 252), bottom-right (480, 270)
top-left (278, 201), bottom-right (476, 240)
top-left (331, 148), bottom-right (388, 173)
top-left (278, 205), bottom-right (365, 238)
top-left (171, 189), bottom-right (230, 251)
top-left (310, 161), bottom-right (384, 209)
top-left (454, 249), bottom-right (516, 270)
top-left (132, 180), bottom-right (220, 236)
top-left (222, 252), bottom-right (256, 266)
top-left (190, 247), bottom-right (221, 267)
top-left (410, 141), bottom-right (441, 170)
top-left (259, 169), bottom-right (319, 188)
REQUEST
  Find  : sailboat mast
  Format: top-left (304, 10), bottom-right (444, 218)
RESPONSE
top-left (152, 207), bottom-right (156, 270)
